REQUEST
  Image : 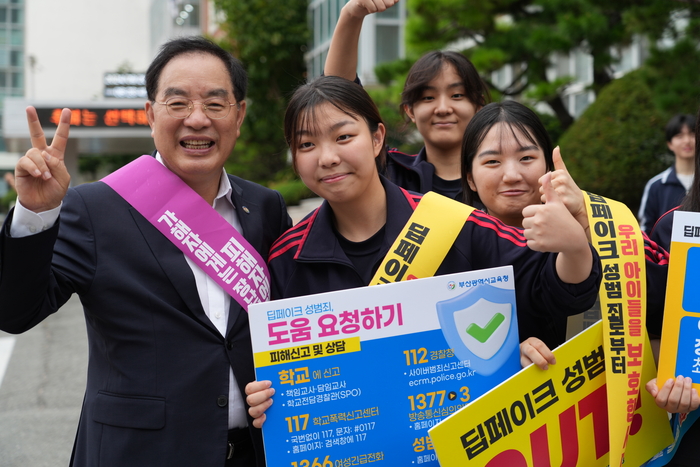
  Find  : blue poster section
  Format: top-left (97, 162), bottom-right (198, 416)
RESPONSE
top-left (675, 316), bottom-right (700, 379)
top-left (676, 245), bottom-right (700, 380)
top-left (683, 247), bottom-right (700, 313)
top-left (257, 329), bottom-right (520, 466)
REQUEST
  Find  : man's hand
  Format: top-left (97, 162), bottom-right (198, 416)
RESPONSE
top-left (15, 106), bottom-right (71, 213)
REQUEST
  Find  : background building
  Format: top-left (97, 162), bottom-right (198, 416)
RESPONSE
top-left (485, 39), bottom-right (648, 120)
top-left (0, 0), bottom-right (24, 200)
top-left (305, 0), bottom-right (406, 84)
top-left (0, 0), bottom-right (219, 196)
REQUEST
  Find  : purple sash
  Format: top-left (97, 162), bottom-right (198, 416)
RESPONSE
top-left (102, 155), bottom-right (270, 311)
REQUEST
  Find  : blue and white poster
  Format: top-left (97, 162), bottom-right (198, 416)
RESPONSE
top-left (249, 266), bottom-right (520, 466)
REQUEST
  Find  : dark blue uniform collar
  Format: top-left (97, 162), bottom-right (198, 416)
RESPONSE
top-left (387, 147), bottom-right (436, 193)
top-left (295, 176), bottom-right (418, 265)
top-left (662, 164), bottom-right (684, 187)
top-left (387, 146), bottom-right (429, 169)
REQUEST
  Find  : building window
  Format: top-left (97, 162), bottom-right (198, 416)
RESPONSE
top-left (377, 6), bottom-right (399, 19)
top-left (616, 46), bottom-right (634, 73)
top-left (9, 49), bottom-right (20, 66)
top-left (10, 7), bottom-right (21, 24)
top-left (320, 49), bottom-right (327, 75)
top-left (308, 0), bottom-right (343, 79)
top-left (492, 66), bottom-right (511, 90)
top-left (320, 0), bottom-right (329, 43)
top-left (574, 49), bottom-right (591, 83)
top-left (573, 92), bottom-right (591, 118)
top-left (10, 28), bottom-right (20, 45)
top-left (334, 0), bottom-right (344, 18)
top-left (313, 3), bottom-right (321, 50)
top-left (305, 0), bottom-right (405, 82)
top-left (376, 24), bottom-right (399, 65)
top-left (11, 70), bottom-right (21, 88)
top-left (313, 53), bottom-right (321, 79)
top-left (554, 53), bottom-right (570, 78)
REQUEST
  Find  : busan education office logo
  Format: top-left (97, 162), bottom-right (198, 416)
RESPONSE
top-left (436, 283), bottom-right (519, 377)
top-left (447, 281), bottom-right (456, 290)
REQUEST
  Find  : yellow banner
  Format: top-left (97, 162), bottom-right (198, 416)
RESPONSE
top-left (254, 337), bottom-right (361, 367)
top-left (369, 192), bottom-right (475, 285)
top-left (583, 191), bottom-right (647, 467)
top-left (429, 322), bottom-right (672, 467)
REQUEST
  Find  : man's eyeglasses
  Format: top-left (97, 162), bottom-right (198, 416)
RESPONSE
top-left (154, 98), bottom-right (237, 119)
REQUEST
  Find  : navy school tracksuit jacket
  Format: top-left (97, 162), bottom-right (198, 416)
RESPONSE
top-left (383, 147), bottom-right (468, 203)
top-left (638, 165), bottom-right (687, 235)
top-left (268, 177), bottom-right (602, 350)
top-left (650, 207), bottom-right (678, 254)
top-left (384, 147), bottom-right (437, 196)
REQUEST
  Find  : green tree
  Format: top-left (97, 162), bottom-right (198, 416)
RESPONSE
top-left (78, 154), bottom-right (140, 182)
top-left (0, 187), bottom-right (15, 213)
top-left (398, 0), bottom-right (692, 130)
top-left (641, 37), bottom-right (700, 118)
top-left (364, 75), bottom-right (423, 154)
top-left (214, 0), bottom-right (309, 182)
top-left (559, 70), bottom-right (667, 213)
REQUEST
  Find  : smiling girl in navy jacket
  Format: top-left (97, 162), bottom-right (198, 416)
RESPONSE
top-left (324, 0), bottom-right (491, 201)
top-left (245, 76), bottom-right (600, 425)
top-left (270, 76), bottom-right (599, 347)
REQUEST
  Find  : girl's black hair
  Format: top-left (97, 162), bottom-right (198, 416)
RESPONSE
top-left (284, 76), bottom-right (387, 171)
top-left (400, 51), bottom-right (491, 125)
top-left (461, 101), bottom-right (554, 207)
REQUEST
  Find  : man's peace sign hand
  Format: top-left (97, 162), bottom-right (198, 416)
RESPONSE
top-left (16, 106), bottom-right (71, 212)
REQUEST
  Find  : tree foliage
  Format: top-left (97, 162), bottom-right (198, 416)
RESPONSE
top-left (558, 26), bottom-right (700, 212)
top-left (214, 0), bottom-right (309, 182)
top-left (641, 37), bottom-right (700, 118)
top-left (559, 70), bottom-right (667, 213)
top-left (396, 0), bottom-right (695, 130)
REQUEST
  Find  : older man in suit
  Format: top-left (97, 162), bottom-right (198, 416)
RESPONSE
top-left (0, 37), bottom-right (290, 466)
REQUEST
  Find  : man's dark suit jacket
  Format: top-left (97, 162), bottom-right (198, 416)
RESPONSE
top-left (0, 172), bottom-right (291, 466)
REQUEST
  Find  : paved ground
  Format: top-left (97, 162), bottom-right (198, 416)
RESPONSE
top-left (287, 197), bottom-right (323, 225)
top-left (0, 295), bottom-right (87, 467)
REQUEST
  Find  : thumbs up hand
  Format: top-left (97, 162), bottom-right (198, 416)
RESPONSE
top-left (523, 172), bottom-right (592, 284)
top-left (540, 146), bottom-right (591, 241)
top-left (523, 172), bottom-right (573, 251)
top-left (541, 146), bottom-right (587, 222)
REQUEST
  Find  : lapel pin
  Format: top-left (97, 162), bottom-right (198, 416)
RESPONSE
top-left (242, 206), bottom-right (250, 214)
